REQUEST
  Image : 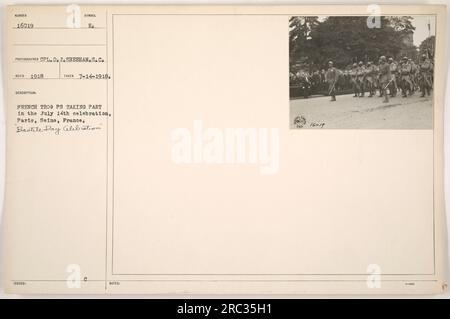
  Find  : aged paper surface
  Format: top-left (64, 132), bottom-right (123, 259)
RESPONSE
top-left (2, 5), bottom-right (447, 294)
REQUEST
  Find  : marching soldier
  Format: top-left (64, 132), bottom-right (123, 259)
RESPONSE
top-left (399, 56), bottom-right (413, 97)
top-left (419, 54), bottom-right (433, 97)
top-left (356, 61), bottom-right (366, 97)
top-left (388, 57), bottom-right (398, 97)
top-left (325, 61), bottom-right (339, 101)
top-left (409, 58), bottom-right (419, 93)
top-left (350, 63), bottom-right (359, 97)
top-left (372, 61), bottom-right (381, 97)
top-left (364, 61), bottom-right (376, 97)
top-left (378, 56), bottom-right (391, 103)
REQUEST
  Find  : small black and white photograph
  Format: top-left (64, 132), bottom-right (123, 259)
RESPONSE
top-left (289, 15), bottom-right (435, 129)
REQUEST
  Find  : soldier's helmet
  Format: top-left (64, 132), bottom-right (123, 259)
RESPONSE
top-left (358, 61), bottom-right (363, 66)
top-left (328, 61), bottom-right (333, 66)
top-left (367, 61), bottom-right (372, 65)
top-left (421, 54), bottom-right (427, 60)
top-left (388, 57), bottom-right (393, 62)
top-left (402, 56), bottom-right (408, 61)
top-left (379, 56), bottom-right (386, 62)
top-left (352, 63), bottom-right (357, 67)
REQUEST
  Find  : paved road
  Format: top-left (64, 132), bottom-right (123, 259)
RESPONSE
top-left (290, 92), bottom-right (433, 129)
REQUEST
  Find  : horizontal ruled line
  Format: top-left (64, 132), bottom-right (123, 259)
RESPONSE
top-left (12, 61), bottom-right (108, 63)
top-left (13, 43), bottom-right (106, 46)
top-left (13, 27), bottom-right (105, 30)
top-left (11, 279), bottom-right (440, 282)
top-left (12, 78), bottom-right (108, 80)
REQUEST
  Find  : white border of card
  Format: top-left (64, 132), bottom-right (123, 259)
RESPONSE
top-left (3, 4), bottom-right (447, 294)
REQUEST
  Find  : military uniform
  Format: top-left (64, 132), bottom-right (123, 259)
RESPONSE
top-left (350, 64), bottom-right (359, 97)
top-left (400, 58), bottom-right (413, 97)
top-left (378, 57), bottom-right (391, 103)
top-left (419, 56), bottom-right (433, 97)
top-left (325, 62), bottom-right (339, 101)
top-left (356, 63), bottom-right (366, 97)
top-left (388, 59), bottom-right (398, 97)
top-left (410, 60), bottom-right (419, 92)
top-left (364, 63), bottom-right (376, 97)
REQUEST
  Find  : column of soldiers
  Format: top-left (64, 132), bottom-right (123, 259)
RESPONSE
top-left (342, 54), bottom-right (434, 103)
top-left (289, 54), bottom-right (433, 101)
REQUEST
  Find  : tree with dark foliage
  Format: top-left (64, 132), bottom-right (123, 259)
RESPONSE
top-left (419, 36), bottom-right (435, 59)
top-left (289, 16), bottom-right (417, 71)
